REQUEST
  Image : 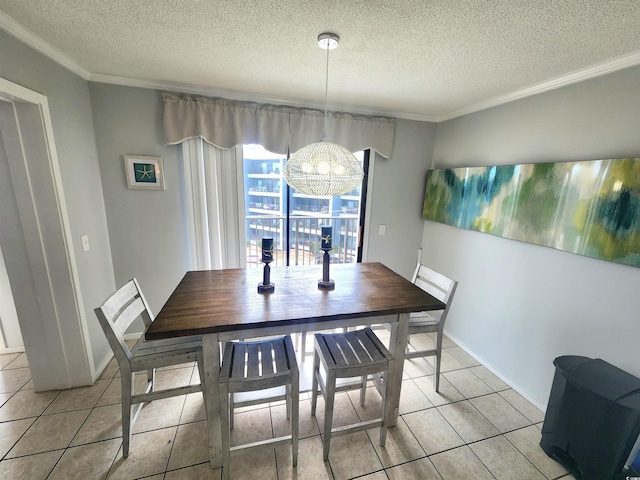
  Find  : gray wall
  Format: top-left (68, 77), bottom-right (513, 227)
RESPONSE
top-left (0, 30), bottom-right (114, 379)
top-left (89, 84), bottom-right (191, 318)
top-left (424, 65), bottom-right (640, 408)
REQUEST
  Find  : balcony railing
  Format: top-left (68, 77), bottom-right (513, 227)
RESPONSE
top-left (246, 215), bottom-right (360, 267)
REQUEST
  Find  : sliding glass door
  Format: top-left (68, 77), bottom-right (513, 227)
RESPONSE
top-left (242, 144), bottom-right (369, 267)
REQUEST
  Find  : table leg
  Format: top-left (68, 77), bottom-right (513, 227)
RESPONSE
top-left (386, 312), bottom-right (409, 427)
top-left (202, 335), bottom-right (222, 468)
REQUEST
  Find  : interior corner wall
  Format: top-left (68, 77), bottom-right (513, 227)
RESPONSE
top-left (366, 118), bottom-right (437, 279)
top-left (425, 65), bottom-right (640, 408)
top-left (0, 30), bottom-right (114, 381)
top-left (89, 83), bottom-right (191, 321)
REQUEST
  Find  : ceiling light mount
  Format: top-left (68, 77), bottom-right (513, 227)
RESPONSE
top-left (318, 32), bottom-right (339, 50)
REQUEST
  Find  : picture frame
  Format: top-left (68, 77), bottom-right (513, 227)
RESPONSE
top-left (124, 155), bottom-right (165, 190)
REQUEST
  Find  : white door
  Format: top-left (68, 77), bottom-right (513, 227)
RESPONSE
top-left (0, 241), bottom-right (24, 352)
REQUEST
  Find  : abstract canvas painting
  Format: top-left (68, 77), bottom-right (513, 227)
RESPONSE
top-left (423, 158), bottom-right (639, 268)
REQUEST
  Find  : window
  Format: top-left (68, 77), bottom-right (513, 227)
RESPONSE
top-left (242, 145), bottom-right (368, 267)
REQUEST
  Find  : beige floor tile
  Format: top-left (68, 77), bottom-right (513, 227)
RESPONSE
top-left (446, 346), bottom-right (480, 367)
top-left (132, 395), bottom-right (186, 433)
top-left (167, 420), bottom-right (209, 471)
top-left (230, 406), bottom-right (273, 446)
top-left (438, 349), bottom-right (467, 373)
top-left (506, 425), bottom-right (568, 479)
top-left (470, 435), bottom-right (546, 480)
top-left (469, 365), bottom-right (511, 391)
top-left (0, 367), bottom-right (32, 393)
top-left (327, 431), bottom-right (383, 480)
top-left (165, 462), bottom-right (222, 479)
top-left (3, 353), bottom-right (29, 370)
top-left (106, 426), bottom-right (177, 480)
top-left (398, 378), bottom-right (434, 414)
top-left (403, 408), bottom-right (464, 455)
top-left (7, 409), bottom-right (90, 457)
top-left (44, 379), bottom-right (110, 414)
top-left (229, 447), bottom-right (277, 480)
top-left (275, 435), bottom-right (333, 480)
top-left (0, 389), bottom-right (59, 421)
top-left (71, 403), bottom-right (122, 446)
top-left (0, 449), bottom-right (63, 479)
top-left (313, 391), bottom-right (361, 432)
top-left (412, 374), bottom-right (464, 407)
top-left (97, 374), bottom-right (151, 407)
top-left (386, 457), bottom-right (442, 480)
top-left (430, 445), bottom-right (494, 480)
top-left (366, 416), bottom-right (426, 468)
top-left (402, 355), bottom-right (435, 378)
top-left (0, 353), bottom-right (20, 370)
top-left (443, 369), bottom-right (493, 399)
top-left (358, 472), bottom-right (388, 480)
top-left (499, 389), bottom-right (545, 423)
top-left (470, 393), bottom-right (531, 432)
top-left (347, 385), bottom-right (384, 421)
top-left (0, 392), bottom-right (12, 407)
top-left (441, 335), bottom-right (456, 348)
top-left (153, 366), bottom-right (194, 390)
top-left (437, 400), bottom-right (500, 443)
top-left (0, 417), bottom-right (36, 457)
top-left (19, 379), bottom-right (34, 391)
top-left (98, 357), bottom-right (120, 381)
top-left (180, 392), bottom-right (207, 424)
top-left (48, 438), bottom-right (121, 480)
top-left (272, 398), bottom-right (320, 439)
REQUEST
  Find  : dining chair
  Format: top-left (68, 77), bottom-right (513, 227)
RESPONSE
top-left (219, 335), bottom-right (299, 480)
top-left (404, 263), bottom-right (458, 392)
top-left (311, 327), bottom-right (394, 461)
top-left (94, 279), bottom-right (204, 458)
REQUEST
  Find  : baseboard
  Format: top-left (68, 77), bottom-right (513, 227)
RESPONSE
top-left (443, 329), bottom-right (547, 413)
top-left (0, 346), bottom-right (26, 354)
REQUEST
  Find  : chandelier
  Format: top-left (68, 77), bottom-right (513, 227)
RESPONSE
top-left (284, 33), bottom-right (364, 196)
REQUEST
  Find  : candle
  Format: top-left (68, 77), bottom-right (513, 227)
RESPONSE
top-left (321, 226), bottom-right (332, 249)
top-left (262, 238), bottom-right (273, 262)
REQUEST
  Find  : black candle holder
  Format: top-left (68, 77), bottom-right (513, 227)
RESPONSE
top-left (318, 248), bottom-right (335, 290)
top-left (258, 258), bottom-right (275, 293)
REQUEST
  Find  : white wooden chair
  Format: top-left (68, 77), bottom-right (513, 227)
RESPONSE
top-left (219, 335), bottom-right (299, 480)
top-left (405, 264), bottom-right (458, 392)
top-left (311, 328), bottom-right (394, 461)
top-left (94, 279), bottom-right (204, 458)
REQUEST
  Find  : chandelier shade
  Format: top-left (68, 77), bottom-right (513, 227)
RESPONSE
top-left (283, 32), bottom-right (365, 196)
top-left (284, 142), bottom-right (364, 196)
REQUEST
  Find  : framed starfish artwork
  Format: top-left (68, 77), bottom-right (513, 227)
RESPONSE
top-left (124, 155), bottom-right (165, 190)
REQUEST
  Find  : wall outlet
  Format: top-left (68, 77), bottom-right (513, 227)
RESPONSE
top-left (81, 234), bottom-right (90, 252)
top-left (379, 224), bottom-right (387, 236)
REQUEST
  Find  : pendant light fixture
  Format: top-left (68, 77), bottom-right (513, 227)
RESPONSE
top-left (284, 33), bottom-right (364, 196)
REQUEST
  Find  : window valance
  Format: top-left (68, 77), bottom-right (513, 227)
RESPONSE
top-left (162, 93), bottom-right (395, 158)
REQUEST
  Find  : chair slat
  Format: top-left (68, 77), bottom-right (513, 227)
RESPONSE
top-left (231, 343), bottom-right (246, 379)
top-left (355, 329), bottom-right (384, 361)
top-left (247, 343), bottom-right (260, 378)
top-left (101, 280), bottom-right (138, 320)
top-left (260, 342), bottom-right (274, 375)
top-left (335, 335), bottom-right (359, 365)
top-left (324, 336), bottom-right (348, 366)
top-left (113, 297), bottom-right (145, 336)
top-left (273, 339), bottom-right (289, 373)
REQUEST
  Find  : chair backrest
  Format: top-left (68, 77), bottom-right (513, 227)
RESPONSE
top-left (411, 264), bottom-right (458, 323)
top-left (94, 279), bottom-right (153, 367)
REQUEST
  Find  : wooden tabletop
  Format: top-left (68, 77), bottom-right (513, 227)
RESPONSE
top-left (146, 262), bottom-right (445, 340)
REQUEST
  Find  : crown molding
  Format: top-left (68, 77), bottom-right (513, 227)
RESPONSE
top-left (89, 73), bottom-right (440, 122)
top-left (438, 50), bottom-right (640, 122)
top-left (0, 11), bottom-right (90, 80)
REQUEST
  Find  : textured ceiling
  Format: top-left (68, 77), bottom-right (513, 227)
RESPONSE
top-left (2, 1), bottom-right (640, 121)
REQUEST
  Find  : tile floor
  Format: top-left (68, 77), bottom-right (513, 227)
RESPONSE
top-left (0, 332), bottom-right (576, 480)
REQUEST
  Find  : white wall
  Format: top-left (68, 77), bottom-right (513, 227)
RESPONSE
top-left (425, 65), bottom-right (640, 408)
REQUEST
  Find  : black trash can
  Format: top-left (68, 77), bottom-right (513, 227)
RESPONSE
top-left (540, 355), bottom-right (640, 480)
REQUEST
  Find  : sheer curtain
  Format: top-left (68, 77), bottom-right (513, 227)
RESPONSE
top-left (165, 93), bottom-right (395, 270)
top-left (181, 138), bottom-right (245, 270)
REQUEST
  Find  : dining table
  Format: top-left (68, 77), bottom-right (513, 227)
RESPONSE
top-left (146, 261), bottom-right (445, 468)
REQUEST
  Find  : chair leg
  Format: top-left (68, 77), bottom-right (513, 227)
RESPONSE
top-left (381, 360), bottom-right (395, 448)
top-left (434, 333), bottom-right (443, 392)
top-left (359, 375), bottom-right (367, 406)
top-left (322, 371), bottom-right (336, 462)
top-left (291, 369), bottom-right (299, 467)
top-left (311, 348), bottom-right (320, 416)
top-left (121, 372), bottom-right (133, 458)
top-left (230, 393), bottom-right (234, 430)
top-left (220, 383), bottom-right (231, 480)
top-left (286, 384), bottom-right (291, 420)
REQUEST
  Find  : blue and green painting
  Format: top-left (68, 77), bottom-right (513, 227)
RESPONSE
top-left (422, 158), bottom-right (640, 268)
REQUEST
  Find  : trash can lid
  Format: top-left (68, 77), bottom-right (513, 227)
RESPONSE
top-left (554, 355), bottom-right (640, 405)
